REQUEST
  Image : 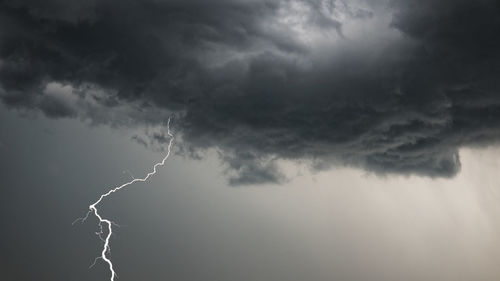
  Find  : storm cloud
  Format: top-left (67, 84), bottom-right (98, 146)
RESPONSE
top-left (1, 0), bottom-right (500, 184)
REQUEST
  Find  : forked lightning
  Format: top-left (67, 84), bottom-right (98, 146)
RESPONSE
top-left (74, 118), bottom-right (174, 281)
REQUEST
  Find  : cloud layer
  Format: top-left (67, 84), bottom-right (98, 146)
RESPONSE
top-left (1, 0), bottom-right (500, 184)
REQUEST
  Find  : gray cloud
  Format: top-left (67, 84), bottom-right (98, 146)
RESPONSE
top-left (221, 150), bottom-right (286, 186)
top-left (1, 0), bottom-right (500, 184)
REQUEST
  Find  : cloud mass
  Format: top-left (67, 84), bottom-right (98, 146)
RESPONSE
top-left (1, 0), bottom-right (500, 184)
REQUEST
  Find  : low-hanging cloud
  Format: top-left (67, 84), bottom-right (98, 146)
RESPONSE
top-left (1, 0), bottom-right (500, 184)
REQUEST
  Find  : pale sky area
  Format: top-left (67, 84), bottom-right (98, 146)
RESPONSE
top-left (2, 104), bottom-right (500, 281)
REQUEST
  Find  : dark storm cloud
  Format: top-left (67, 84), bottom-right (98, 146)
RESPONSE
top-left (1, 0), bottom-right (500, 184)
top-left (221, 150), bottom-right (286, 186)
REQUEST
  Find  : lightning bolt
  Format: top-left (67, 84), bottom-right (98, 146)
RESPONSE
top-left (74, 118), bottom-right (174, 281)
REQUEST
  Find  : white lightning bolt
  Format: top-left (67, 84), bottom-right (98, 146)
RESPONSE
top-left (74, 118), bottom-right (174, 281)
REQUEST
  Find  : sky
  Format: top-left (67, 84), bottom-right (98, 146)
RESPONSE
top-left (1, 0), bottom-right (500, 280)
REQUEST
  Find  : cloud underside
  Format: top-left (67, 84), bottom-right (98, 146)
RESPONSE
top-left (1, 0), bottom-right (500, 184)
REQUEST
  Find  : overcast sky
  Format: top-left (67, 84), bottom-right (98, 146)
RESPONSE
top-left (1, 0), bottom-right (500, 280)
